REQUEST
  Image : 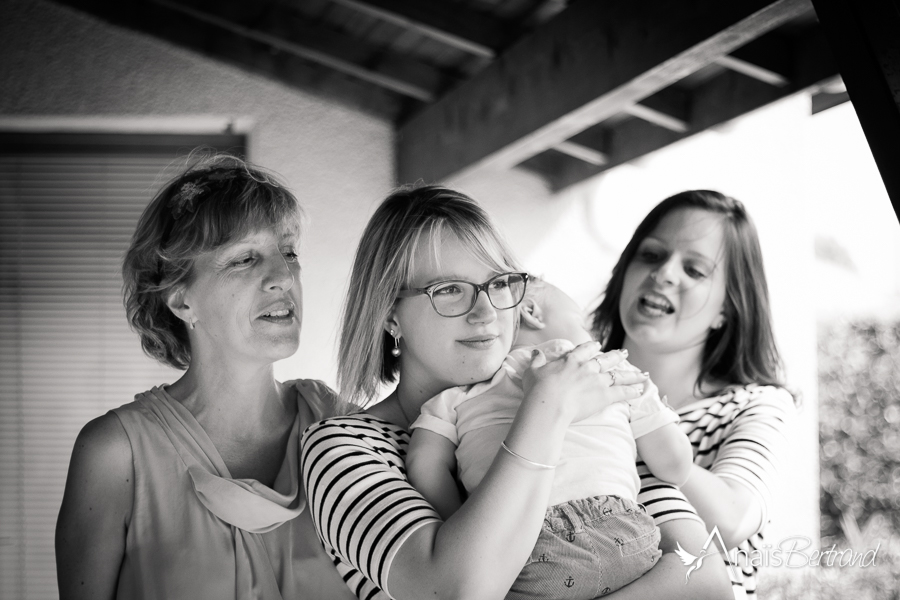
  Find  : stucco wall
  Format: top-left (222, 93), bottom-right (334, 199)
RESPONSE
top-left (1, 0), bottom-right (394, 386)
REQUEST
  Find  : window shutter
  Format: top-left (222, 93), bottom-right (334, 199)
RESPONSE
top-left (0, 133), bottom-right (244, 599)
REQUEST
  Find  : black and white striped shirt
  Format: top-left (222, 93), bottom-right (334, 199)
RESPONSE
top-left (302, 410), bottom-right (709, 599)
top-left (641, 384), bottom-right (793, 598)
top-left (301, 414), bottom-right (440, 600)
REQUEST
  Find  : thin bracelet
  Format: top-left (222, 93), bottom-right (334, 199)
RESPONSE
top-left (500, 441), bottom-right (556, 470)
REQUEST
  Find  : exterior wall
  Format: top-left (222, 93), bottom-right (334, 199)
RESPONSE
top-left (0, 0), bottom-right (394, 387)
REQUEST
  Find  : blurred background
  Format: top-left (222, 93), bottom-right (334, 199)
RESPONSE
top-left (2, 0), bottom-right (898, 597)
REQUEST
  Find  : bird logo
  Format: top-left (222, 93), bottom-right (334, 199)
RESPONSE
top-left (674, 526), bottom-right (740, 583)
top-left (674, 543), bottom-right (709, 583)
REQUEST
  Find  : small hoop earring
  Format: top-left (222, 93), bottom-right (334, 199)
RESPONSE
top-left (188, 319), bottom-right (195, 330)
top-left (390, 329), bottom-right (401, 357)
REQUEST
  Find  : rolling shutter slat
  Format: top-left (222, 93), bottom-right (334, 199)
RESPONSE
top-left (0, 135), bottom-right (242, 599)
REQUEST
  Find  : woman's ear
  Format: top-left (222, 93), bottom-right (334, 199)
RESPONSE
top-left (165, 285), bottom-right (194, 327)
top-left (383, 308), bottom-right (401, 339)
top-left (519, 297), bottom-right (546, 331)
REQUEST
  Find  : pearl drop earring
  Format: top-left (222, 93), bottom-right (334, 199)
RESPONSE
top-left (390, 329), bottom-right (401, 357)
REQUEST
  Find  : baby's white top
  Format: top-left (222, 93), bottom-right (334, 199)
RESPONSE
top-left (411, 339), bottom-right (679, 506)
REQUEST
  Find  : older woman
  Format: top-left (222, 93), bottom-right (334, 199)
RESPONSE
top-left (591, 190), bottom-right (798, 598)
top-left (55, 156), bottom-right (356, 600)
top-left (300, 185), bottom-right (731, 600)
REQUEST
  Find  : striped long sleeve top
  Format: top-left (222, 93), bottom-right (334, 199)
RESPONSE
top-left (301, 414), bottom-right (441, 600)
top-left (302, 409), bottom-right (709, 599)
top-left (637, 384), bottom-right (795, 599)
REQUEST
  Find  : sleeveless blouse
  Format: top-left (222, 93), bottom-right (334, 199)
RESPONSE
top-left (111, 379), bottom-right (336, 600)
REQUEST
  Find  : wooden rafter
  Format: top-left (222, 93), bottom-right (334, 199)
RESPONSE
top-left (518, 26), bottom-right (839, 190)
top-left (811, 77), bottom-right (850, 114)
top-left (152, 0), bottom-right (445, 101)
top-left (623, 103), bottom-right (689, 133)
top-left (554, 141), bottom-right (608, 166)
top-left (50, 0), bottom-right (441, 118)
top-left (715, 55), bottom-right (788, 86)
top-left (397, 0), bottom-right (815, 185)
top-left (331, 0), bottom-right (511, 58)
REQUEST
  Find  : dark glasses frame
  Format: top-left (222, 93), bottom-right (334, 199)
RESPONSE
top-left (397, 272), bottom-right (530, 318)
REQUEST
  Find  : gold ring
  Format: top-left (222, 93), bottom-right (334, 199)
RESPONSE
top-left (609, 370), bottom-right (617, 386)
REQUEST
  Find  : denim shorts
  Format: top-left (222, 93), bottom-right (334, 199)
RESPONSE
top-left (506, 495), bottom-right (661, 600)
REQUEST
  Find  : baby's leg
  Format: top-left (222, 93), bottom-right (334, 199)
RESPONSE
top-left (506, 496), bottom-right (660, 600)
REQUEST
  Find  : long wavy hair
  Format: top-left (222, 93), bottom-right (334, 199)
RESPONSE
top-left (591, 190), bottom-right (787, 396)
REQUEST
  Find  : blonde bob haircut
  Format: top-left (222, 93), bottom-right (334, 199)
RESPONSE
top-left (338, 184), bottom-right (524, 408)
top-left (123, 153), bottom-right (303, 370)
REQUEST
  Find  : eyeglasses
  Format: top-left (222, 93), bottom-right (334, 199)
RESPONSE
top-left (397, 272), bottom-right (529, 318)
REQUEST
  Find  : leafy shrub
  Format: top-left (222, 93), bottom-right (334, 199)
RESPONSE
top-left (756, 547), bottom-right (900, 600)
top-left (817, 320), bottom-right (900, 544)
top-left (753, 319), bottom-right (900, 598)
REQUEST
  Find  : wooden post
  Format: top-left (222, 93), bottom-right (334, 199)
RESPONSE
top-left (811, 0), bottom-right (900, 224)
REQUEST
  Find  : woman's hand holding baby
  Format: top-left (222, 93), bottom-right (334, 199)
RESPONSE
top-left (523, 342), bottom-right (646, 424)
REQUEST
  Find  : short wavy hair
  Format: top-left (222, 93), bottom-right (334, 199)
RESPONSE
top-left (338, 184), bottom-right (523, 408)
top-left (591, 190), bottom-right (786, 395)
top-left (123, 154), bottom-right (303, 370)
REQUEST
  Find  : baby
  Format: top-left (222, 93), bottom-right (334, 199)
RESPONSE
top-left (407, 280), bottom-right (693, 599)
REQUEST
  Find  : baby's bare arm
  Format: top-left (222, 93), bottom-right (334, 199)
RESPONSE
top-left (406, 428), bottom-right (463, 521)
top-left (636, 424), bottom-right (694, 486)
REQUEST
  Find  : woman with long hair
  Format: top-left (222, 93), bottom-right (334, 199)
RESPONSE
top-left (592, 190), bottom-right (797, 597)
top-left (301, 184), bottom-right (731, 600)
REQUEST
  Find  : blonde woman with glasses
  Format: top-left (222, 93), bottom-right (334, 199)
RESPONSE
top-left (300, 185), bottom-right (731, 600)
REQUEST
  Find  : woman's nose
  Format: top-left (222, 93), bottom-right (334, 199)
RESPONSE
top-left (467, 289), bottom-right (497, 323)
top-left (264, 255), bottom-right (295, 291)
top-left (649, 257), bottom-right (678, 286)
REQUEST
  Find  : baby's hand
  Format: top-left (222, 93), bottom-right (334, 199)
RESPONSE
top-left (613, 359), bottom-right (660, 405)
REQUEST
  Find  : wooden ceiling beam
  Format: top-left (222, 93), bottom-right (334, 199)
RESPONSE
top-left (520, 0), bottom-right (569, 28)
top-left (526, 26), bottom-right (839, 190)
top-left (152, 0), bottom-right (445, 101)
top-left (623, 103), bottom-right (689, 133)
top-left (553, 141), bottom-right (608, 166)
top-left (714, 54), bottom-right (789, 86)
top-left (397, 0), bottom-right (814, 185)
top-left (810, 77), bottom-right (850, 114)
top-left (810, 0), bottom-right (900, 223)
top-left (330, 0), bottom-right (511, 58)
top-left (51, 0), bottom-right (408, 119)
top-left (715, 31), bottom-right (793, 86)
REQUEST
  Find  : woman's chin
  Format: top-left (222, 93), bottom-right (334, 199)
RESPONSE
top-left (623, 318), bottom-right (667, 346)
top-left (458, 361), bottom-right (505, 386)
top-left (247, 335), bottom-right (301, 365)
